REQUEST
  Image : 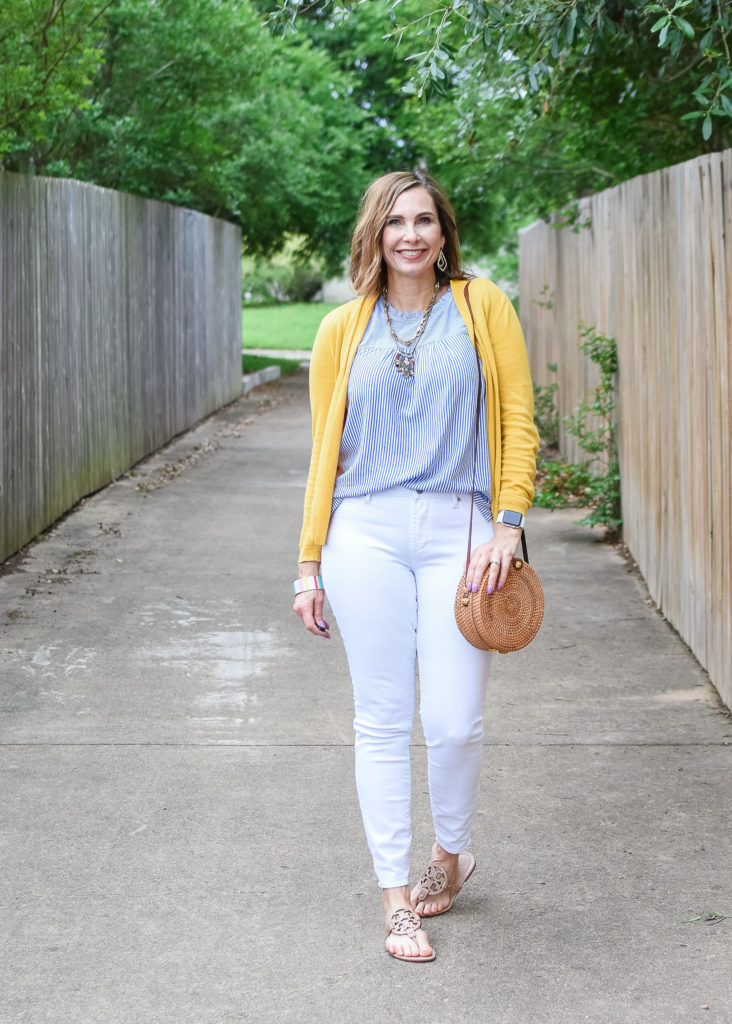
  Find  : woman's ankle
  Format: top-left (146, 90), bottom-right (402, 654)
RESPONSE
top-left (381, 885), bottom-right (411, 913)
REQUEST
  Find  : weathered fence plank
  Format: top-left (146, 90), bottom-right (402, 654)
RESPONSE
top-left (0, 173), bottom-right (242, 562)
top-left (519, 150), bottom-right (732, 709)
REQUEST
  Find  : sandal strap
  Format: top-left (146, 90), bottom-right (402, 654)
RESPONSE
top-left (387, 907), bottom-right (422, 939)
top-left (414, 863), bottom-right (448, 901)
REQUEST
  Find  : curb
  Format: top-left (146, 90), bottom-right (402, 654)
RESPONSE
top-left (241, 365), bottom-right (281, 396)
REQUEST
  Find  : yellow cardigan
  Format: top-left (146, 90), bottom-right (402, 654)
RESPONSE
top-left (298, 277), bottom-right (539, 563)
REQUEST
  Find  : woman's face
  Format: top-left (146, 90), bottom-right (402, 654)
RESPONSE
top-left (381, 186), bottom-right (445, 284)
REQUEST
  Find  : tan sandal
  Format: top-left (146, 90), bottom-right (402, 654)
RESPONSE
top-left (411, 851), bottom-right (476, 917)
top-left (385, 907), bottom-right (436, 963)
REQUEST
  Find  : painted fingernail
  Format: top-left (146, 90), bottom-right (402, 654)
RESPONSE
top-left (470, 583), bottom-right (478, 593)
top-left (318, 620), bottom-right (328, 630)
top-left (487, 585), bottom-right (494, 594)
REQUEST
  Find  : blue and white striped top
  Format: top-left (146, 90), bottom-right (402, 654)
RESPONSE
top-left (332, 289), bottom-right (492, 521)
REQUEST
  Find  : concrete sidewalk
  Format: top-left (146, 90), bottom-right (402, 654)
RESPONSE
top-left (1, 369), bottom-right (730, 1024)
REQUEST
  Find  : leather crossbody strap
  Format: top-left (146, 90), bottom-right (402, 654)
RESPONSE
top-left (463, 281), bottom-right (529, 575)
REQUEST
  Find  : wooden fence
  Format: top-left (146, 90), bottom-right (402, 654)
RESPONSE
top-left (519, 150), bottom-right (732, 710)
top-left (1, 173), bottom-right (242, 563)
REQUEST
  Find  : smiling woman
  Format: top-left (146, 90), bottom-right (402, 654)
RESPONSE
top-left (292, 167), bottom-right (544, 958)
top-left (293, 169), bottom-right (539, 965)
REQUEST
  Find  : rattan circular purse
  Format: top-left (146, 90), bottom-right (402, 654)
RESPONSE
top-left (454, 552), bottom-right (544, 652)
top-left (455, 282), bottom-right (544, 653)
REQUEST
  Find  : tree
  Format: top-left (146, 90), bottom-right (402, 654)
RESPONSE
top-left (0, 0), bottom-right (109, 159)
top-left (6, 1), bottom-right (728, 267)
top-left (2, 0), bottom-right (371, 269)
top-left (254, 0), bottom-right (421, 169)
top-left (273, 1), bottom-right (732, 230)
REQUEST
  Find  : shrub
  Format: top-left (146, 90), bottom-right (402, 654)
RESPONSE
top-left (532, 363), bottom-right (559, 448)
top-left (533, 327), bottom-right (622, 538)
top-left (242, 242), bottom-right (325, 304)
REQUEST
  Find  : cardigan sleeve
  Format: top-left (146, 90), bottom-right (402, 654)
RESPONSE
top-left (298, 310), bottom-right (341, 563)
top-left (483, 283), bottom-right (539, 515)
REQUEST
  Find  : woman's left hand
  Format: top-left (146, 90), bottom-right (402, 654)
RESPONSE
top-left (466, 524), bottom-right (524, 595)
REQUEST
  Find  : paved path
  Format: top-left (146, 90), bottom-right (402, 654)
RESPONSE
top-left (1, 370), bottom-right (730, 1023)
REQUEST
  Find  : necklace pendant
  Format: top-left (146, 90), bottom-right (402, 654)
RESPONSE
top-left (394, 350), bottom-right (415, 378)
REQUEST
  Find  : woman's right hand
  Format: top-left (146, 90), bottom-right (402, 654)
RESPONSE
top-left (293, 561), bottom-right (331, 639)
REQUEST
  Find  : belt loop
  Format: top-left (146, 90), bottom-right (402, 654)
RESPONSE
top-left (365, 492), bottom-right (372, 504)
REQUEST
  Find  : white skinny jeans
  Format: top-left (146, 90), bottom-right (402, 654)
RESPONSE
top-left (321, 486), bottom-right (493, 888)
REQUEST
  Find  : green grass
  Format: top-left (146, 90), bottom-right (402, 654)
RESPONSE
top-left (241, 353), bottom-right (302, 377)
top-left (242, 301), bottom-right (338, 350)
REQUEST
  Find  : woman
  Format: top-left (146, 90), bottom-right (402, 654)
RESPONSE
top-left (293, 171), bottom-right (538, 962)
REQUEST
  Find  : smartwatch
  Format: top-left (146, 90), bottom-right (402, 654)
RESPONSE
top-left (496, 509), bottom-right (525, 529)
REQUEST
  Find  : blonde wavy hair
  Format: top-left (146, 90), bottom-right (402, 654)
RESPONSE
top-left (350, 170), bottom-right (468, 296)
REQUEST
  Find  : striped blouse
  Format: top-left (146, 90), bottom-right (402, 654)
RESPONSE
top-left (332, 289), bottom-right (492, 521)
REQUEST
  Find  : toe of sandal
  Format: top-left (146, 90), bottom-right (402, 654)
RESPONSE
top-left (412, 863), bottom-right (448, 906)
top-left (412, 854), bottom-right (476, 917)
top-left (385, 908), bottom-right (436, 963)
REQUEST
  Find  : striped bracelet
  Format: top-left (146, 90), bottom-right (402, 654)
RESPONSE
top-left (292, 575), bottom-right (324, 594)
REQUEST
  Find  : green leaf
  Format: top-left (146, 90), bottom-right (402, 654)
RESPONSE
top-left (673, 16), bottom-right (695, 39)
top-left (720, 94), bottom-right (732, 117)
top-left (566, 6), bottom-right (577, 44)
top-left (702, 115), bottom-right (712, 139)
top-left (650, 15), bottom-right (669, 33)
top-left (600, 12), bottom-right (618, 36)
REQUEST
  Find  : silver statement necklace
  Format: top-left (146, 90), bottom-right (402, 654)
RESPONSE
top-left (382, 280), bottom-right (440, 379)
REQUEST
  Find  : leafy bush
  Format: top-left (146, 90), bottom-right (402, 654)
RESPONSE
top-left (242, 262), bottom-right (324, 305)
top-left (532, 363), bottom-right (559, 448)
top-left (242, 243), bottom-right (325, 305)
top-left (533, 327), bottom-right (622, 537)
top-left (534, 460), bottom-right (593, 510)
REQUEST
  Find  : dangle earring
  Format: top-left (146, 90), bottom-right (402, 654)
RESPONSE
top-left (437, 247), bottom-right (448, 273)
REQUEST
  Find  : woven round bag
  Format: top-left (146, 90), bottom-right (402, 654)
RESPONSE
top-left (454, 556), bottom-right (544, 653)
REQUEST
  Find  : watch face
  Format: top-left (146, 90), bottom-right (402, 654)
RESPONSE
top-left (502, 510), bottom-right (523, 527)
